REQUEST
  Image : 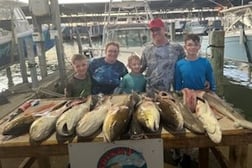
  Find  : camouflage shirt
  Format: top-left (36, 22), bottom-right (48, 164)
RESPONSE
top-left (141, 42), bottom-right (185, 95)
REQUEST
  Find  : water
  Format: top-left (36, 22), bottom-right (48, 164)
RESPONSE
top-left (0, 41), bottom-right (78, 92)
top-left (1, 37), bottom-right (252, 121)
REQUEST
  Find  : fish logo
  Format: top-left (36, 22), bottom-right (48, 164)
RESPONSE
top-left (97, 147), bottom-right (147, 168)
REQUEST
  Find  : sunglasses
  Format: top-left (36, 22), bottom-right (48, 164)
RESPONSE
top-left (150, 28), bottom-right (161, 32)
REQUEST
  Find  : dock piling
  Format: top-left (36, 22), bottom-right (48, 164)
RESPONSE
top-left (209, 30), bottom-right (225, 97)
top-left (24, 38), bottom-right (38, 89)
top-left (17, 38), bottom-right (28, 84)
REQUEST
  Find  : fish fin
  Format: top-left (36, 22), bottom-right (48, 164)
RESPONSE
top-left (237, 119), bottom-right (252, 130)
top-left (196, 96), bottom-right (205, 103)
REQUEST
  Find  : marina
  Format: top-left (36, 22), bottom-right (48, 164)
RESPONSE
top-left (0, 7), bottom-right (55, 68)
top-left (1, 0), bottom-right (252, 168)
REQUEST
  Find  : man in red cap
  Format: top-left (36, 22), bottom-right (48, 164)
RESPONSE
top-left (140, 17), bottom-right (185, 96)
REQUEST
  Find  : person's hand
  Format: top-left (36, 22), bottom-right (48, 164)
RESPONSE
top-left (204, 81), bottom-right (210, 91)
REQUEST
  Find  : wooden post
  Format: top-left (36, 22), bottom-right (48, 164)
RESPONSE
top-left (199, 147), bottom-right (209, 168)
top-left (169, 22), bottom-right (175, 41)
top-left (209, 30), bottom-right (225, 97)
top-left (50, 0), bottom-right (67, 89)
top-left (6, 7), bottom-right (17, 88)
top-left (37, 157), bottom-right (51, 168)
top-left (24, 38), bottom-right (38, 89)
top-left (229, 145), bottom-right (248, 168)
top-left (36, 23), bottom-right (48, 79)
top-left (75, 29), bottom-right (83, 54)
top-left (17, 38), bottom-right (29, 83)
top-left (32, 16), bottom-right (48, 79)
top-left (249, 63), bottom-right (252, 82)
top-left (6, 67), bottom-right (14, 88)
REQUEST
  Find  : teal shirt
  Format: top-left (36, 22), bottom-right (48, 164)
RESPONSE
top-left (118, 73), bottom-right (146, 93)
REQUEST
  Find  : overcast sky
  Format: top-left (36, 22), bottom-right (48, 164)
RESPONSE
top-left (19, 0), bottom-right (121, 4)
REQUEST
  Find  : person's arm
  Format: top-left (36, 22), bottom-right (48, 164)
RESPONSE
top-left (114, 77), bottom-right (126, 94)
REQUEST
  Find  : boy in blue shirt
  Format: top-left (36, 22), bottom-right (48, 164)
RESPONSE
top-left (115, 54), bottom-right (146, 94)
top-left (174, 34), bottom-right (216, 92)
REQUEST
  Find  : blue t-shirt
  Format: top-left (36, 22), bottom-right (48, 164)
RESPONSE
top-left (174, 57), bottom-right (216, 91)
top-left (117, 73), bottom-right (146, 93)
top-left (89, 57), bottom-right (128, 94)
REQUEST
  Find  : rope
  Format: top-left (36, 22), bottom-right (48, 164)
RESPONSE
top-left (206, 44), bottom-right (225, 49)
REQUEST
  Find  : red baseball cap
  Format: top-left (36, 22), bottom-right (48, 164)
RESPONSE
top-left (148, 18), bottom-right (165, 29)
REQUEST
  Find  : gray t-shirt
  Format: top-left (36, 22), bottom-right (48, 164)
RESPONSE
top-left (141, 42), bottom-right (185, 95)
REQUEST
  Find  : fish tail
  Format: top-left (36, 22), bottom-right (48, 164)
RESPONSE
top-left (238, 119), bottom-right (252, 130)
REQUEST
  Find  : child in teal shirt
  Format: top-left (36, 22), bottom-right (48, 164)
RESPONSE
top-left (114, 54), bottom-right (146, 94)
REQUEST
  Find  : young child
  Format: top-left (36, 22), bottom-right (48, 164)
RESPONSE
top-left (174, 34), bottom-right (216, 92)
top-left (115, 54), bottom-right (146, 94)
top-left (65, 54), bottom-right (92, 97)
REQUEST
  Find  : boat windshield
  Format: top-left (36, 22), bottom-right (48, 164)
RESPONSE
top-left (107, 28), bottom-right (150, 48)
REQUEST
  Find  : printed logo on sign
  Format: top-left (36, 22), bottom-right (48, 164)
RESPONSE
top-left (97, 147), bottom-right (147, 168)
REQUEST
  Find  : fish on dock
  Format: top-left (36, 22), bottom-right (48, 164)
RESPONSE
top-left (2, 100), bottom-right (66, 136)
top-left (135, 96), bottom-right (160, 132)
top-left (102, 105), bottom-right (131, 142)
top-left (102, 94), bottom-right (136, 142)
top-left (155, 91), bottom-right (184, 131)
top-left (56, 96), bottom-right (92, 137)
top-left (203, 92), bottom-right (252, 130)
top-left (0, 99), bottom-right (40, 125)
top-left (172, 92), bottom-right (205, 134)
top-left (129, 110), bottom-right (146, 140)
top-left (195, 96), bottom-right (222, 143)
top-left (76, 96), bottom-right (112, 137)
top-left (181, 88), bottom-right (198, 113)
top-left (29, 99), bottom-right (83, 142)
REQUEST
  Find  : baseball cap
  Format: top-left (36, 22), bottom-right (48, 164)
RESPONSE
top-left (148, 18), bottom-right (165, 29)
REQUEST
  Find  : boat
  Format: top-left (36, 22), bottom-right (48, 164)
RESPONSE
top-left (183, 20), bottom-right (208, 35)
top-left (0, 4), bottom-right (55, 69)
top-left (101, 0), bottom-right (153, 63)
top-left (88, 23), bottom-right (103, 41)
top-left (201, 3), bottom-right (252, 63)
top-left (0, 0), bottom-right (68, 97)
top-left (220, 3), bottom-right (252, 63)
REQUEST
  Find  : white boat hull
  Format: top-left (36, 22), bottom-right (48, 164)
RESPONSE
top-left (224, 30), bottom-right (252, 62)
top-left (201, 30), bottom-right (252, 63)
